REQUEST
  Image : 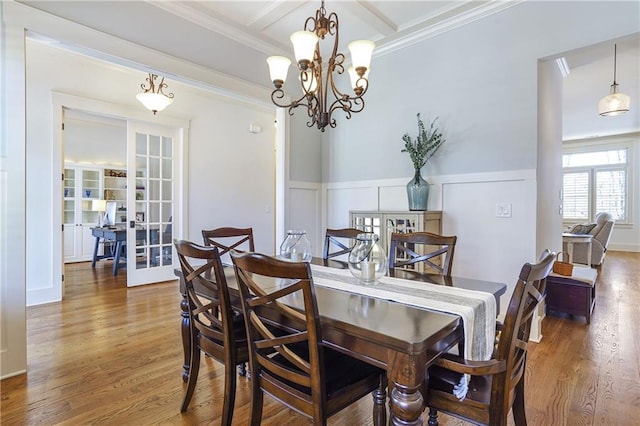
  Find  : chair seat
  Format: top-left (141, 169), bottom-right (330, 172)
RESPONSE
top-left (268, 343), bottom-right (382, 397)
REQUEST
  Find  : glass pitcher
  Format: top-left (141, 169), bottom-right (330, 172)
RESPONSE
top-left (348, 233), bottom-right (387, 283)
top-left (279, 229), bottom-right (312, 262)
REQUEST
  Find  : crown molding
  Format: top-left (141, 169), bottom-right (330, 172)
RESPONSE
top-left (374, 1), bottom-right (524, 57)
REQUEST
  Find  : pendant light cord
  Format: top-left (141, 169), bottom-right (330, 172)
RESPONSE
top-left (613, 43), bottom-right (618, 85)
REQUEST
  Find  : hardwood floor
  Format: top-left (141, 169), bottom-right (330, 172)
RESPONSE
top-left (1, 251), bottom-right (638, 425)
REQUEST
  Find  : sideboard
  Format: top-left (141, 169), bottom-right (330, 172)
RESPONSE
top-left (349, 210), bottom-right (443, 272)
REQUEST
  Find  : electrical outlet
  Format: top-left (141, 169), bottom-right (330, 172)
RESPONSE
top-left (496, 202), bottom-right (512, 218)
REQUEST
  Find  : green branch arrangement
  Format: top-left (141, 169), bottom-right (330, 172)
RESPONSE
top-left (401, 113), bottom-right (445, 170)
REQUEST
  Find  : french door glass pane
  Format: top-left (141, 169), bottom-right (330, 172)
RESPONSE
top-left (134, 132), bottom-right (174, 270)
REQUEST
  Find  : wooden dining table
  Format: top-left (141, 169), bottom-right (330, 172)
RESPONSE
top-left (175, 258), bottom-right (507, 425)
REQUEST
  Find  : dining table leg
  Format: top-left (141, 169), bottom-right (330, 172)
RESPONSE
top-left (388, 352), bottom-right (426, 425)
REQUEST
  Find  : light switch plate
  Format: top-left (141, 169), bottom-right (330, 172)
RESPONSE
top-left (496, 202), bottom-right (512, 218)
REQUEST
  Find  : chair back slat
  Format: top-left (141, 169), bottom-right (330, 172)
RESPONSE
top-left (389, 232), bottom-right (457, 276)
top-left (323, 228), bottom-right (362, 259)
top-left (202, 227), bottom-right (255, 257)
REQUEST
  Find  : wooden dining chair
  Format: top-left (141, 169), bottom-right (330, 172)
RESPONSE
top-left (174, 240), bottom-right (249, 426)
top-left (424, 250), bottom-right (556, 426)
top-left (202, 227), bottom-right (255, 256)
top-left (230, 251), bottom-right (388, 426)
top-left (322, 227), bottom-right (362, 259)
top-left (388, 232), bottom-right (457, 276)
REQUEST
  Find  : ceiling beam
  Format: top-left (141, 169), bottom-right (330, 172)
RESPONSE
top-left (342, 1), bottom-right (397, 36)
top-left (248, 0), bottom-right (309, 32)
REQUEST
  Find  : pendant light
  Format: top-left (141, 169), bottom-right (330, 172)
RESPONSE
top-left (136, 73), bottom-right (174, 115)
top-left (598, 44), bottom-right (630, 116)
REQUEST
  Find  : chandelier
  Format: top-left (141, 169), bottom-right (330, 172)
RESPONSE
top-left (136, 73), bottom-right (174, 115)
top-left (598, 44), bottom-right (630, 116)
top-left (266, 1), bottom-right (375, 131)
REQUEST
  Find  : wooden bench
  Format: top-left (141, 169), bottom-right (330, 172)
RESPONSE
top-left (545, 266), bottom-right (597, 324)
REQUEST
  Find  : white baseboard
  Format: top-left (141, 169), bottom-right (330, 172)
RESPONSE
top-left (608, 243), bottom-right (640, 252)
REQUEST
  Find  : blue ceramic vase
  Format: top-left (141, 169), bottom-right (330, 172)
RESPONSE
top-left (406, 168), bottom-right (429, 211)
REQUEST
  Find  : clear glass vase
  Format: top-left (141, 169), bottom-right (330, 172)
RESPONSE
top-left (348, 233), bottom-right (387, 283)
top-left (406, 168), bottom-right (429, 211)
top-left (279, 229), bottom-right (312, 262)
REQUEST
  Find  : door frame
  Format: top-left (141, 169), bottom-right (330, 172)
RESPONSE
top-left (53, 92), bottom-right (189, 298)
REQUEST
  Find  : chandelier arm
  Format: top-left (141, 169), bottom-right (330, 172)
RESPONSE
top-left (157, 78), bottom-right (175, 99)
top-left (328, 12), bottom-right (339, 56)
top-left (327, 65), bottom-right (368, 110)
top-left (313, 50), bottom-right (326, 117)
top-left (140, 74), bottom-right (155, 93)
top-left (270, 89), bottom-right (310, 110)
top-left (297, 93), bottom-right (318, 129)
top-left (328, 96), bottom-right (366, 119)
top-left (304, 15), bottom-right (317, 32)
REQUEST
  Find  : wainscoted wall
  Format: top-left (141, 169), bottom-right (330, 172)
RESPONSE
top-left (286, 182), bottom-right (323, 259)
top-left (289, 169), bottom-right (539, 322)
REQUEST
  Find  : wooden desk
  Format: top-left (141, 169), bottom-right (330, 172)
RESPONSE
top-left (175, 258), bottom-right (506, 425)
top-left (91, 227), bottom-right (148, 276)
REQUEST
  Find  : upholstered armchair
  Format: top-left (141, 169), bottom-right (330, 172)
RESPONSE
top-left (564, 212), bottom-right (615, 266)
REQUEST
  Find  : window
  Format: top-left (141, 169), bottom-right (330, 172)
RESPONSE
top-left (562, 147), bottom-right (629, 223)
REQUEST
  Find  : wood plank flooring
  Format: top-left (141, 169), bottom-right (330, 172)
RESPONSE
top-left (1, 251), bottom-right (638, 425)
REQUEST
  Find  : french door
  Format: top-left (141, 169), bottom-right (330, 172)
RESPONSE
top-left (126, 121), bottom-right (179, 286)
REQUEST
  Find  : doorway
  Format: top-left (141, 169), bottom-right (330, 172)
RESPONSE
top-left (62, 109), bottom-right (126, 267)
top-left (54, 93), bottom-right (188, 298)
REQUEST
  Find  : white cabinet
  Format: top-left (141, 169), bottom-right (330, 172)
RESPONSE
top-left (350, 210), bottom-right (442, 250)
top-left (63, 165), bottom-right (102, 263)
top-left (350, 210), bottom-right (443, 271)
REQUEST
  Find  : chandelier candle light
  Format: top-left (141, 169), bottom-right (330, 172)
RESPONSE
top-left (136, 73), bottom-right (174, 115)
top-left (266, 1), bottom-right (375, 131)
top-left (598, 44), bottom-right (631, 116)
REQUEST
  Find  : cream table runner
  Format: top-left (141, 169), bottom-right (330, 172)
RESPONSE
top-left (310, 264), bottom-right (497, 399)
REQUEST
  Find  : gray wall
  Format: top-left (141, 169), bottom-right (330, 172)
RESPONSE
top-left (323, 1), bottom-right (640, 183)
top-left (289, 113), bottom-right (323, 182)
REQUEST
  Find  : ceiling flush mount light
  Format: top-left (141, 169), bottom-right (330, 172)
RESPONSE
top-left (267, 0), bottom-right (375, 131)
top-left (598, 44), bottom-right (630, 116)
top-left (136, 73), bottom-right (174, 115)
